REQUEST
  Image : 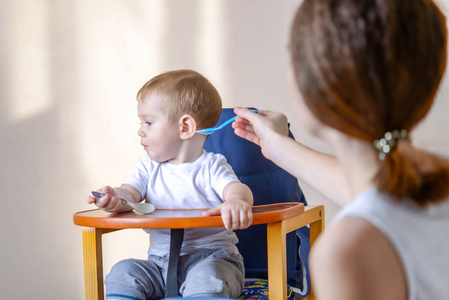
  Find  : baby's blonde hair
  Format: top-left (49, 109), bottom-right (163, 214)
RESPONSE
top-left (136, 69), bottom-right (222, 129)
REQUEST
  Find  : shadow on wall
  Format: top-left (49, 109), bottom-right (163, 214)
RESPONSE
top-left (0, 1), bottom-right (235, 299)
top-left (0, 1), bottom-right (88, 298)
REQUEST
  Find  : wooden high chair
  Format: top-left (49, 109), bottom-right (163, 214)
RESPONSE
top-left (74, 108), bottom-right (325, 299)
top-left (74, 203), bottom-right (324, 299)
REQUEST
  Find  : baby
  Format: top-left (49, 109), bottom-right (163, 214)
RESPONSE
top-left (87, 69), bottom-right (253, 299)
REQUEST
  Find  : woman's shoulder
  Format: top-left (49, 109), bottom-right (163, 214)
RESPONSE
top-left (310, 216), bottom-right (407, 300)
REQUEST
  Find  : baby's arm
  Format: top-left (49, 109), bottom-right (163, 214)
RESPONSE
top-left (86, 184), bottom-right (142, 213)
top-left (203, 181), bottom-right (253, 230)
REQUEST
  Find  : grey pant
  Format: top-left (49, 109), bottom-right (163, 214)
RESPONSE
top-left (105, 248), bottom-right (245, 299)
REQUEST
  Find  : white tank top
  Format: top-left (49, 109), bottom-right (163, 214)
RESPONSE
top-left (334, 187), bottom-right (449, 299)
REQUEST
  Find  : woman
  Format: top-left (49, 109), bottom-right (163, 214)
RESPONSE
top-left (233, 0), bottom-right (449, 299)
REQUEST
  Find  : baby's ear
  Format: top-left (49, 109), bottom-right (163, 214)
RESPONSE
top-left (179, 114), bottom-right (197, 140)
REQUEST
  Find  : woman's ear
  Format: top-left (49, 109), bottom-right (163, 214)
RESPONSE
top-left (179, 114), bottom-right (197, 140)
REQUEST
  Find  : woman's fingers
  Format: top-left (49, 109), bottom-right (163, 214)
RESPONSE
top-left (233, 127), bottom-right (261, 146)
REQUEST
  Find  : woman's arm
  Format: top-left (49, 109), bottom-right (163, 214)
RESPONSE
top-left (233, 107), bottom-right (350, 204)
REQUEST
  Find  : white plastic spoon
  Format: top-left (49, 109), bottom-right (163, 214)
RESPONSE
top-left (90, 191), bottom-right (155, 214)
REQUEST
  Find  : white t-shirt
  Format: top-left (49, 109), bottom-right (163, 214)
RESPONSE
top-left (123, 150), bottom-right (240, 256)
top-left (334, 187), bottom-right (449, 299)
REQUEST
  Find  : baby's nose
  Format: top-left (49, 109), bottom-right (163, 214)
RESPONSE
top-left (138, 127), bottom-right (145, 137)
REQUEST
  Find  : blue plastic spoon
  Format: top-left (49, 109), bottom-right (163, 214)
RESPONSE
top-left (196, 110), bottom-right (258, 135)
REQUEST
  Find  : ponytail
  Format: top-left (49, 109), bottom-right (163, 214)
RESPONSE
top-left (376, 140), bottom-right (449, 205)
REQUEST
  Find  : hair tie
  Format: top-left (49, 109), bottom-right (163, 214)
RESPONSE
top-left (374, 129), bottom-right (408, 160)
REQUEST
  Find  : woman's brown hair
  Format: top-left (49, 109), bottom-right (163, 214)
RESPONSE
top-left (290, 0), bottom-right (449, 205)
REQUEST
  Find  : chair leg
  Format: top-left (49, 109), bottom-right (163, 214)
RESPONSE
top-left (82, 227), bottom-right (105, 300)
top-left (308, 207), bottom-right (325, 300)
top-left (309, 207), bottom-right (324, 248)
top-left (282, 205), bottom-right (325, 300)
top-left (267, 221), bottom-right (287, 300)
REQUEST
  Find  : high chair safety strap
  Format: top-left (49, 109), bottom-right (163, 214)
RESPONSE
top-left (165, 228), bottom-right (184, 298)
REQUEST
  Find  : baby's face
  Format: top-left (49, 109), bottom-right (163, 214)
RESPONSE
top-left (137, 93), bottom-right (183, 163)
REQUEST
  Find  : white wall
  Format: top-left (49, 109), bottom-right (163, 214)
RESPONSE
top-left (1, 0), bottom-right (448, 298)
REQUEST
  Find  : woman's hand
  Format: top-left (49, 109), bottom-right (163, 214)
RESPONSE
top-left (232, 107), bottom-right (289, 161)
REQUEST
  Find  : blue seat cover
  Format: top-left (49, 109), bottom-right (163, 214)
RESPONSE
top-left (204, 108), bottom-right (310, 294)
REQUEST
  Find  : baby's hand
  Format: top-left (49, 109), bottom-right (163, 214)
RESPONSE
top-left (86, 186), bottom-right (123, 212)
top-left (204, 199), bottom-right (253, 230)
